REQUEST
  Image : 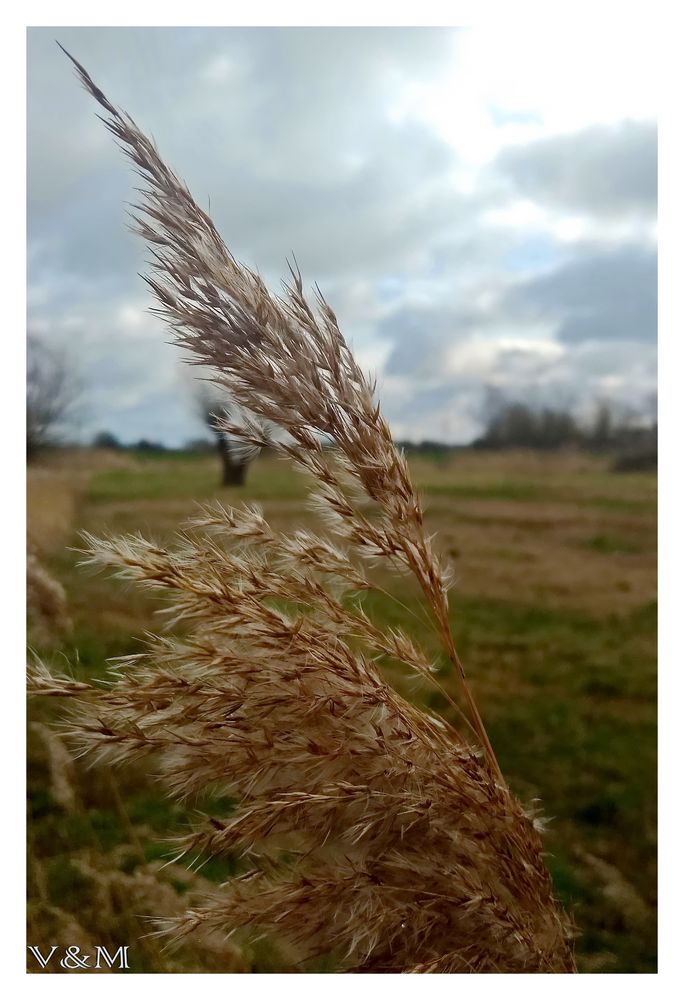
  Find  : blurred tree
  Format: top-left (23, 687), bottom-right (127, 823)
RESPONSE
top-left (589, 401), bottom-right (615, 452)
top-left (92, 430), bottom-right (122, 449)
top-left (475, 392), bottom-right (579, 450)
top-left (197, 389), bottom-right (251, 486)
top-left (474, 388), bottom-right (656, 467)
top-left (27, 334), bottom-right (80, 460)
top-left (536, 407), bottom-right (579, 449)
top-left (134, 438), bottom-right (166, 452)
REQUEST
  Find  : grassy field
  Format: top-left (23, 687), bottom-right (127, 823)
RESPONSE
top-left (27, 447), bottom-right (657, 973)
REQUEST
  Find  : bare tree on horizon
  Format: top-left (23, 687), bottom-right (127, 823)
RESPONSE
top-left (27, 333), bottom-right (81, 460)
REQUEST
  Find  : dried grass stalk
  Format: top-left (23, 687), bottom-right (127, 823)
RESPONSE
top-left (27, 551), bottom-right (71, 641)
top-left (31, 47), bottom-right (576, 972)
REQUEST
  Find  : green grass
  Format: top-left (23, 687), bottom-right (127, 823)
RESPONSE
top-left (419, 480), bottom-right (654, 512)
top-left (583, 533), bottom-right (644, 555)
top-left (87, 458), bottom-right (310, 504)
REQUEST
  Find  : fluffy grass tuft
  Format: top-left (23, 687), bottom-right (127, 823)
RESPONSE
top-left (29, 48), bottom-right (576, 973)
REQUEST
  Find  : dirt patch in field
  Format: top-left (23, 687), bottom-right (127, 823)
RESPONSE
top-left (427, 500), bottom-right (655, 614)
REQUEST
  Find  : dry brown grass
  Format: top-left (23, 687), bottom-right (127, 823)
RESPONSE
top-left (28, 851), bottom-right (247, 974)
top-left (27, 469), bottom-right (82, 554)
top-left (27, 553), bottom-right (71, 645)
top-left (29, 49), bottom-right (579, 973)
top-left (27, 449), bottom-right (139, 549)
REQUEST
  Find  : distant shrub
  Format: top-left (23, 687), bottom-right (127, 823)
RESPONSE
top-left (92, 430), bottom-right (122, 449)
top-left (613, 445), bottom-right (658, 473)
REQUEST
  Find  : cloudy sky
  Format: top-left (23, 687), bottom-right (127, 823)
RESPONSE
top-left (27, 25), bottom-right (657, 445)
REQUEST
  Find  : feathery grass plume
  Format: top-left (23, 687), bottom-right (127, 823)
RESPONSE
top-left (34, 46), bottom-right (576, 972)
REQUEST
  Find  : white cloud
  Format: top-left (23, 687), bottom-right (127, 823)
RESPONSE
top-left (447, 335), bottom-right (564, 379)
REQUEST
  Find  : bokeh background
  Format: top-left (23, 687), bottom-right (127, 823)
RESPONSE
top-left (27, 25), bottom-right (656, 973)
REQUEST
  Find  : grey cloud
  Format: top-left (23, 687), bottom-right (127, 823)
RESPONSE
top-left (370, 242), bottom-right (656, 438)
top-left (490, 346), bottom-right (559, 380)
top-left (379, 376), bottom-right (484, 443)
top-left (379, 305), bottom-right (478, 377)
top-left (508, 246), bottom-right (656, 342)
top-left (496, 120), bottom-right (657, 217)
top-left (487, 339), bottom-right (656, 404)
top-left (29, 27), bottom-right (470, 286)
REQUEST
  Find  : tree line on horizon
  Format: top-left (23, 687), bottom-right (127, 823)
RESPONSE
top-left (27, 334), bottom-right (657, 479)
